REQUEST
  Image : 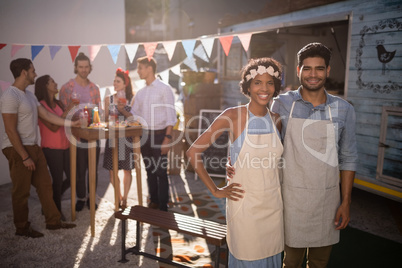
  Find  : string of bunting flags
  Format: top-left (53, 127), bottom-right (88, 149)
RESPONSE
top-left (0, 31), bottom-right (265, 89)
top-left (0, 32), bottom-right (253, 64)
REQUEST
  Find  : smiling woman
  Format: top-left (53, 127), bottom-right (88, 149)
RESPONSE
top-left (35, 75), bottom-right (78, 220)
top-left (186, 57), bottom-right (284, 267)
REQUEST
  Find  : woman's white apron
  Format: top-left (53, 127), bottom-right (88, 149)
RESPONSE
top-left (227, 107), bottom-right (284, 260)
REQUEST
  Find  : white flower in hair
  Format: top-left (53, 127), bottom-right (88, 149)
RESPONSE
top-left (249, 69), bottom-right (258, 79)
top-left (246, 65), bottom-right (281, 81)
top-left (266, 66), bottom-right (275, 76)
top-left (257, 65), bottom-right (266, 75)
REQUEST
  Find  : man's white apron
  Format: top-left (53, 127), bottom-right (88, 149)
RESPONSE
top-left (282, 101), bottom-right (340, 248)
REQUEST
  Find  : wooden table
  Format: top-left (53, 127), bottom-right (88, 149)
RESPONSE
top-left (70, 126), bottom-right (143, 237)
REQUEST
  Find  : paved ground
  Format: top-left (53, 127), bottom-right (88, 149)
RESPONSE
top-left (0, 152), bottom-right (401, 245)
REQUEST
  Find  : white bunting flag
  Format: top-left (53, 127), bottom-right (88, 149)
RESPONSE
top-left (162, 41), bottom-right (177, 61)
top-left (200, 37), bottom-right (214, 59)
top-left (125, 43), bottom-right (139, 63)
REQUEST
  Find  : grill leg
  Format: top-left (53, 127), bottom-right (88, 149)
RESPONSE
top-left (118, 219), bottom-right (128, 263)
top-left (136, 221), bottom-right (140, 250)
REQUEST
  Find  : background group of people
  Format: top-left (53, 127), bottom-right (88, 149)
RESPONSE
top-left (1, 52), bottom-right (176, 238)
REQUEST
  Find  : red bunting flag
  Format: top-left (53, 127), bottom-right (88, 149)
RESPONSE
top-left (11, 45), bottom-right (25, 57)
top-left (219, 35), bottom-right (233, 56)
top-left (143, 42), bottom-right (158, 61)
top-left (68, 46), bottom-right (81, 62)
top-left (88, 45), bottom-right (102, 62)
top-left (0, 44), bottom-right (6, 50)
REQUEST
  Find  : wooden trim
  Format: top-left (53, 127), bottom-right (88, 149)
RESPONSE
top-left (376, 106), bottom-right (402, 187)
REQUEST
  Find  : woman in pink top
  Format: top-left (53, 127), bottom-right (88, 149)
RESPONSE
top-left (35, 75), bottom-right (76, 220)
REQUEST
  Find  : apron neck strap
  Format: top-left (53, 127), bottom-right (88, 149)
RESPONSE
top-left (327, 105), bottom-right (333, 121)
top-left (245, 104), bottom-right (250, 134)
top-left (289, 101), bottom-right (296, 118)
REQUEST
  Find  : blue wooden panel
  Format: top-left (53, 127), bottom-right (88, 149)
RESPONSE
top-left (349, 98), bottom-right (402, 114)
top-left (347, 87), bottom-right (402, 99)
top-left (356, 154), bottom-right (378, 178)
top-left (357, 140), bottom-right (379, 156)
top-left (355, 123), bottom-right (381, 138)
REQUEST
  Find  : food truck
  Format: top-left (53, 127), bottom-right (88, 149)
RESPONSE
top-left (216, 0), bottom-right (402, 201)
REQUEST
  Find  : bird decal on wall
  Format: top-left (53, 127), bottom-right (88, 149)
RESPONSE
top-left (376, 40), bottom-right (396, 75)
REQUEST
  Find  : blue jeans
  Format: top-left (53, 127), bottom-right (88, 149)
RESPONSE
top-left (141, 131), bottom-right (169, 211)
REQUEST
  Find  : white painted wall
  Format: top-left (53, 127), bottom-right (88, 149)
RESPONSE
top-left (0, 0), bottom-right (125, 185)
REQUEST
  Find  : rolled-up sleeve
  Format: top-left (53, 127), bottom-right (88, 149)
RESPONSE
top-left (338, 104), bottom-right (358, 171)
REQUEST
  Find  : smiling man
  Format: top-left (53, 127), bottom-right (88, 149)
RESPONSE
top-left (271, 43), bottom-right (358, 268)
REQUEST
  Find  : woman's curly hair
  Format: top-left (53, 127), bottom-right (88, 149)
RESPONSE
top-left (239, 57), bottom-right (282, 97)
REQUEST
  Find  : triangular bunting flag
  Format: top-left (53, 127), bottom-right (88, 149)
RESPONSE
top-left (159, 69), bottom-right (170, 84)
top-left (49, 46), bottom-right (62, 60)
top-left (143, 42), bottom-right (158, 61)
top-left (237, 33), bottom-right (252, 52)
top-left (162, 41), bottom-right (177, 61)
top-left (193, 44), bottom-right (209, 63)
top-left (182, 39), bottom-right (196, 59)
top-left (125, 43), bottom-right (139, 63)
top-left (68, 46), bottom-right (81, 62)
top-left (107, 45), bottom-right (121, 64)
top-left (31, 45), bottom-right (45, 61)
top-left (219, 35), bottom-right (233, 56)
top-left (0, 44), bottom-right (6, 50)
top-left (183, 57), bottom-right (198, 71)
top-left (170, 64), bottom-right (181, 76)
top-left (88, 45), bottom-right (102, 62)
top-left (11, 45), bottom-right (25, 57)
top-left (200, 37), bottom-right (214, 59)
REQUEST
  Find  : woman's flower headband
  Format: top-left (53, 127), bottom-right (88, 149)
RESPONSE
top-left (245, 65), bottom-right (281, 81)
top-left (116, 67), bottom-right (130, 86)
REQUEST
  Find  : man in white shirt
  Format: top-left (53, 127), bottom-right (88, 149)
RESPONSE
top-left (131, 56), bottom-right (177, 211)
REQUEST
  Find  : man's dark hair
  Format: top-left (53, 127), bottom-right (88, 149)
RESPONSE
top-left (137, 56), bottom-right (157, 74)
top-left (297, 43), bottom-right (332, 67)
top-left (10, 58), bottom-right (32, 79)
